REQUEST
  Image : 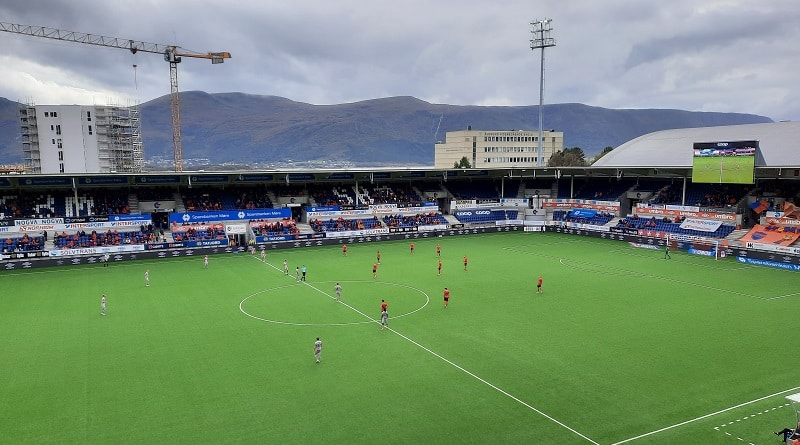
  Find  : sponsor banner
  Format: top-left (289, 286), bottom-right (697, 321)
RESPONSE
top-left (738, 224), bottom-right (800, 246)
top-left (369, 204), bottom-right (398, 212)
top-left (524, 226), bottom-right (544, 232)
top-left (0, 178), bottom-right (12, 187)
top-left (323, 228), bottom-right (391, 239)
top-left (135, 175), bottom-right (181, 184)
top-left (736, 256), bottom-right (800, 271)
top-left (20, 177), bottom-right (73, 187)
top-left (225, 224), bottom-right (247, 235)
top-left (15, 218), bottom-right (65, 226)
top-left (0, 226), bottom-right (11, 233)
top-left (634, 206), bottom-right (736, 221)
top-left (49, 244), bottom-right (145, 257)
top-left (743, 242), bottom-right (800, 255)
top-left (306, 209), bottom-right (374, 218)
top-left (542, 199), bottom-right (620, 212)
top-left (417, 224), bottom-right (447, 232)
top-left (454, 210), bottom-right (493, 217)
top-left (172, 223), bottom-right (221, 233)
top-left (0, 219), bottom-right (14, 227)
top-left (629, 242), bottom-right (661, 251)
top-left (109, 214), bottom-right (153, 222)
top-left (233, 174), bottom-right (274, 182)
top-left (169, 208), bottom-right (291, 224)
top-left (146, 242), bottom-right (185, 250)
top-left (287, 173), bottom-right (316, 181)
top-left (326, 173), bottom-right (354, 180)
top-left (15, 218), bottom-right (152, 232)
top-left (679, 218), bottom-right (723, 232)
top-left (389, 227), bottom-right (419, 233)
top-left (568, 209), bottom-right (598, 218)
top-left (189, 175), bottom-right (228, 183)
top-left (307, 206), bottom-right (340, 212)
top-left (610, 227), bottom-right (639, 235)
top-left (64, 216), bottom-right (110, 223)
top-left (254, 233), bottom-right (326, 243)
top-left (77, 176), bottom-right (130, 185)
top-left (500, 198), bottom-right (529, 207)
top-left (765, 217), bottom-right (800, 226)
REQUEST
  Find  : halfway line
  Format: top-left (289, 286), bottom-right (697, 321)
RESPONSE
top-left (298, 277), bottom-right (600, 444)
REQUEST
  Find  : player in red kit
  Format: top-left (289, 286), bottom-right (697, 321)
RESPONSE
top-left (443, 287), bottom-right (450, 308)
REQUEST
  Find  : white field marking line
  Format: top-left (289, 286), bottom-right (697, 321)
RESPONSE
top-left (386, 327), bottom-right (600, 444)
top-left (248, 255), bottom-right (600, 444)
top-left (765, 291), bottom-right (800, 301)
top-left (714, 402), bottom-right (791, 430)
top-left (604, 247), bottom-right (756, 272)
top-left (558, 258), bottom-right (767, 300)
top-left (610, 386), bottom-right (800, 445)
top-left (238, 280), bottom-right (430, 326)
top-left (302, 276), bottom-right (600, 444)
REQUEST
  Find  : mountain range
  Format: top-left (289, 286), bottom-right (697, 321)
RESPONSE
top-left (0, 93), bottom-right (773, 168)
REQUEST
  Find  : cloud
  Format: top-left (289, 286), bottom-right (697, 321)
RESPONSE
top-left (1, 0), bottom-right (798, 120)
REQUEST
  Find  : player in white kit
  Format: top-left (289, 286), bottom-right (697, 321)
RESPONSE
top-left (314, 337), bottom-right (322, 363)
top-left (100, 294), bottom-right (107, 315)
top-left (334, 283), bottom-right (342, 301)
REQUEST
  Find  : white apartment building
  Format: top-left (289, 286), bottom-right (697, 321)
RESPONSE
top-left (19, 104), bottom-right (143, 174)
top-left (434, 128), bottom-right (563, 169)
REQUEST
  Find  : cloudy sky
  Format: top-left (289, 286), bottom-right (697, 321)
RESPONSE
top-left (1, 0), bottom-right (798, 121)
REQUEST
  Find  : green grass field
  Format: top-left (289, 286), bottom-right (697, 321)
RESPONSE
top-left (2, 232), bottom-right (799, 444)
top-left (692, 154), bottom-right (755, 184)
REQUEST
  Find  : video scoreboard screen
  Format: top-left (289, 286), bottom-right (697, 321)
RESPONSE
top-left (691, 140), bottom-right (757, 184)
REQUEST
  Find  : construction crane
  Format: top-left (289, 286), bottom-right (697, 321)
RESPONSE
top-left (0, 21), bottom-right (231, 172)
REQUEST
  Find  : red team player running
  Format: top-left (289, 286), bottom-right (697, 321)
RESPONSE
top-left (410, 242), bottom-right (415, 254)
top-left (537, 276), bottom-right (543, 294)
top-left (342, 244), bottom-right (348, 256)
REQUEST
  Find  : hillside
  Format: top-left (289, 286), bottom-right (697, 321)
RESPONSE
top-left (0, 93), bottom-right (773, 166)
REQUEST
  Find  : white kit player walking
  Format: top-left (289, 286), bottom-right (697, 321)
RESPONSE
top-left (204, 255), bottom-right (209, 269)
top-left (283, 259), bottom-right (289, 275)
top-left (261, 249), bottom-right (266, 262)
top-left (314, 337), bottom-right (323, 363)
top-left (100, 293), bottom-right (107, 315)
top-left (334, 283), bottom-right (342, 301)
top-left (145, 269), bottom-right (150, 287)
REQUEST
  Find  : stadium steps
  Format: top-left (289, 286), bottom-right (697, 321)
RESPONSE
top-left (128, 194), bottom-right (139, 214)
top-left (726, 228), bottom-right (750, 241)
top-left (172, 192), bottom-right (186, 212)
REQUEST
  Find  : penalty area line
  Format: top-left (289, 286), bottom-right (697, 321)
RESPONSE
top-left (610, 385), bottom-right (800, 445)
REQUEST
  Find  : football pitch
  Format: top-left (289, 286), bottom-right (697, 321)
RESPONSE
top-left (2, 231), bottom-right (798, 444)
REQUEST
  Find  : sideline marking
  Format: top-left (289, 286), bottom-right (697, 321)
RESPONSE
top-left (558, 258), bottom-right (767, 300)
top-left (245, 252), bottom-right (600, 444)
top-left (610, 386), bottom-right (800, 444)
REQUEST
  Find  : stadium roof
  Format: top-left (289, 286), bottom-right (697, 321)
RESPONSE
top-left (594, 121), bottom-right (800, 168)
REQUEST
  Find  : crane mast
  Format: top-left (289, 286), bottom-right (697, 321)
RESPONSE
top-left (0, 21), bottom-right (231, 172)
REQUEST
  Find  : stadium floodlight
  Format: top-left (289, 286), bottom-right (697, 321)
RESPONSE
top-left (530, 18), bottom-right (556, 167)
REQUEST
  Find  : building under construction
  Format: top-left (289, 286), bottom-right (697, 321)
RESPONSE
top-left (19, 103), bottom-right (143, 174)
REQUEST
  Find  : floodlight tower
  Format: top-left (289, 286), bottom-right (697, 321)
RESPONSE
top-left (530, 18), bottom-right (555, 167)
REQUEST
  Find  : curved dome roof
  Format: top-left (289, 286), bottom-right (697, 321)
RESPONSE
top-left (593, 121), bottom-right (800, 168)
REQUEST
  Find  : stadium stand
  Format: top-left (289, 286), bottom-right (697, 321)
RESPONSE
top-left (309, 216), bottom-right (383, 232)
top-left (552, 210), bottom-right (615, 226)
top-left (454, 209), bottom-right (518, 224)
top-left (251, 219), bottom-right (299, 236)
top-left (618, 216), bottom-right (736, 238)
top-left (2, 234), bottom-right (45, 253)
top-left (383, 212), bottom-right (447, 228)
top-left (54, 227), bottom-right (157, 249)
